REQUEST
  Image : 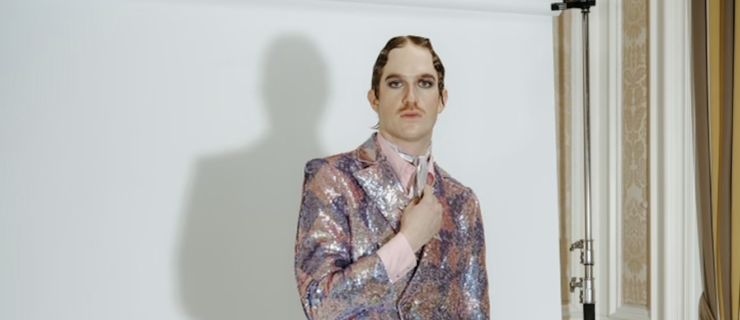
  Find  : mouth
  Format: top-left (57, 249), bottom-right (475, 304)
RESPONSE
top-left (400, 112), bottom-right (423, 119)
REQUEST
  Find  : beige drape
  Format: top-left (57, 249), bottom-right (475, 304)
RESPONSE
top-left (691, 1), bottom-right (740, 319)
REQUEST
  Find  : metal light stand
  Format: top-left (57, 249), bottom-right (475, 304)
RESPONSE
top-left (551, 1), bottom-right (596, 320)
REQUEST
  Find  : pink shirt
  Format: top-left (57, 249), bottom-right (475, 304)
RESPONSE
top-left (375, 133), bottom-right (435, 283)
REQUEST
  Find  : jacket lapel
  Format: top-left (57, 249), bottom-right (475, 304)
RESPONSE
top-left (399, 166), bottom-right (448, 314)
top-left (352, 135), bottom-right (452, 315)
top-left (352, 133), bottom-right (410, 234)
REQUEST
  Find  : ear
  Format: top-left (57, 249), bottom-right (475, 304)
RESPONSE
top-left (368, 89), bottom-right (380, 113)
top-left (438, 89), bottom-right (449, 114)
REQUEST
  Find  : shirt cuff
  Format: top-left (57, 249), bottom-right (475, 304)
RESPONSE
top-left (377, 233), bottom-right (417, 283)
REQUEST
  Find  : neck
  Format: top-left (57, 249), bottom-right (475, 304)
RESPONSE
top-left (378, 131), bottom-right (431, 156)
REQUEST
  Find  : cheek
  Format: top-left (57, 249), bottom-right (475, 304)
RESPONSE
top-left (383, 90), bottom-right (404, 101)
top-left (378, 94), bottom-right (402, 111)
top-left (419, 92), bottom-right (441, 108)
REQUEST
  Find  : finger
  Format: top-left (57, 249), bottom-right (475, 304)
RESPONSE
top-left (432, 198), bottom-right (442, 210)
top-left (420, 185), bottom-right (435, 203)
top-left (423, 184), bottom-right (434, 195)
top-left (405, 199), bottom-right (418, 211)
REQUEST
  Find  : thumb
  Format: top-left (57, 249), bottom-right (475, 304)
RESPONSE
top-left (423, 184), bottom-right (434, 196)
top-left (420, 184), bottom-right (435, 202)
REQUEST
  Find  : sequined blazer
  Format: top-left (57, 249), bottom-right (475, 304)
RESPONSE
top-left (294, 133), bottom-right (489, 320)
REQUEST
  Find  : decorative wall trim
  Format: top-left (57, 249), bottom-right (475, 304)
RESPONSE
top-left (648, 1), bottom-right (702, 320)
top-left (610, 305), bottom-right (650, 320)
top-left (606, 0), bottom-right (651, 318)
top-left (647, 0), bottom-right (664, 318)
top-left (620, 0), bottom-right (651, 308)
top-left (316, 0), bottom-right (560, 16)
top-left (607, 0), bottom-right (623, 314)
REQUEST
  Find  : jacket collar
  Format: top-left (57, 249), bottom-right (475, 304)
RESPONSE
top-left (351, 132), bottom-right (446, 232)
top-left (352, 133), bottom-right (408, 232)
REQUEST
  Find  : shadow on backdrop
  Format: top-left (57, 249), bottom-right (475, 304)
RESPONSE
top-left (178, 34), bottom-right (328, 320)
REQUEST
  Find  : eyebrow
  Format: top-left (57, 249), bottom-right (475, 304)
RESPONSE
top-left (383, 73), bottom-right (437, 81)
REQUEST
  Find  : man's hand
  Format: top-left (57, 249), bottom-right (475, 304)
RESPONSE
top-left (399, 184), bottom-right (442, 252)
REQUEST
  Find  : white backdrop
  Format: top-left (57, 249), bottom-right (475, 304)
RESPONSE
top-left (0, 0), bottom-right (562, 319)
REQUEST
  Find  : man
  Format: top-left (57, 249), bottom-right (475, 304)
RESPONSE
top-left (294, 35), bottom-right (489, 320)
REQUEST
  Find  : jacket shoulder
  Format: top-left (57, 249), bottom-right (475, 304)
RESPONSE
top-left (301, 149), bottom-right (367, 193)
top-left (435, 164), bottom-right (477, 198)
top-left (303, 149), bottom-right (362, 175)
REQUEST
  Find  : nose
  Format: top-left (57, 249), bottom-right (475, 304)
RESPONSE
top-left (402, 86), bottom-right (418, 105)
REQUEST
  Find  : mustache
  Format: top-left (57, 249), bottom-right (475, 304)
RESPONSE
top-left (397, 103), bottom-right (425, 115)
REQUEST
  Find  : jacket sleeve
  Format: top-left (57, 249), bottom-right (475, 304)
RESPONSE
top-left (294, 159), bottom-right (397, 319)
top-left (459, 190), bottom-right (491, 319)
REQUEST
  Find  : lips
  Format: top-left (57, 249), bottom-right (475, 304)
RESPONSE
top-left (401, 112), bottom-right (422, 118)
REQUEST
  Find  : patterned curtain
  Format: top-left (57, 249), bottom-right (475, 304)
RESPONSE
top-left (691, 1), bottom-right (740, 319)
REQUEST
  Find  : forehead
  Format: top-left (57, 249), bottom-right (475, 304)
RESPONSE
top-left (382, 44), bottom-right (436, 78)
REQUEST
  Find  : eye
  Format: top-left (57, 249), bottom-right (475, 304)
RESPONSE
top-left (388, 80), bottom-right (403, 88)
top-left (419, 79), bottom-right (434, 88)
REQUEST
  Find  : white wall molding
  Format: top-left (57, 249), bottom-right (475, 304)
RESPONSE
top-left (647, 1), bottom-right (666, 318)
top-left (611, 306), bottom-right (650, 320)
top-left (605, 0), bottom-right (624, 315)
top-left (591, 0), bottom-right (612, 317)
top-left (566, 4), bottom-right (586, 316)
top-left (648, 1), bottom-right (702, 320)
top-left (317, 0), bottom-right (560, 16)
top-left (604, 0), bottom-right (652, 319)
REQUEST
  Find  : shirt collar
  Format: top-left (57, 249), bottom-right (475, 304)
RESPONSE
top-left (377, 132), bottom-right (436, 191)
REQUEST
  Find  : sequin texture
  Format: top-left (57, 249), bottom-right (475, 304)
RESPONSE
top-left (294, 133), bottom-right (489, 319)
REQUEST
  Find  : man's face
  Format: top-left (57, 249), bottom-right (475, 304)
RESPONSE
top-left (368, 44), bottom-right (447, 148)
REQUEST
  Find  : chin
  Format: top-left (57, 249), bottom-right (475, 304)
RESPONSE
top-left (382, 124), bottom-right (432, 142)
top-left (396, 131), bottom-right (430, 143)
